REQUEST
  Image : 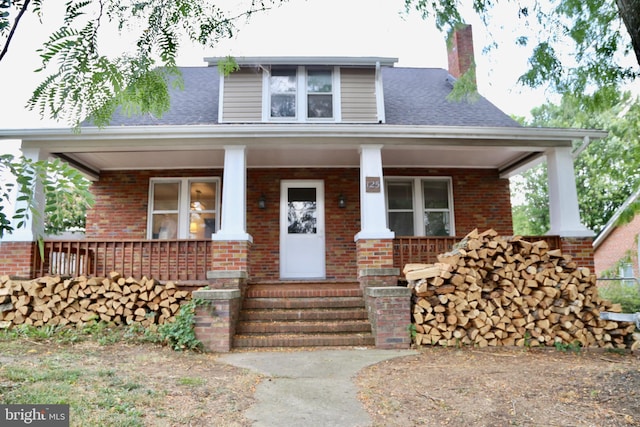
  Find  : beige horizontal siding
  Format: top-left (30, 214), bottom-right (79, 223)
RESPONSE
top-left (340, 68), bottom-right (378, 123)
top-left (222, 69), bottom-right (262, 122)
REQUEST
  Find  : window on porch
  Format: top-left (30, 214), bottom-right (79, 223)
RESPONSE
top-left (386, 177), bottom-right (455, 236)
top-left (148, 178), bottom-right (220, 239)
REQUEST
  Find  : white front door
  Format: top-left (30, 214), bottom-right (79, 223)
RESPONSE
top-left (280, 180), bottom-right (326, 279)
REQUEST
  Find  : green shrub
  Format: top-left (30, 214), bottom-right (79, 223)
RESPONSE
top-left (157, 299), bottom-right (203, 351)
top-left (599, 280), bottom-right (640, 313)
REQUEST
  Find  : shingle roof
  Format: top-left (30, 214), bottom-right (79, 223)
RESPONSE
top-left (105, 65), bottom-right (520, 127)
top-left (382, 67), bottom-right (520, 127)
top-left (107, 67), bottom-right (219, 126)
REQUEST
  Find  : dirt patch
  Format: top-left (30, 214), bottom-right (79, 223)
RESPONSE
top-left (2, 341), bottom-right (639, 426)
top-left (0, 341), bottom-right (261, 426)
top-left (356, 346), bottom-right (640, 427)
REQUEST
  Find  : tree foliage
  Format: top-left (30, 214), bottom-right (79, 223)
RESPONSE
top-left (0, 1), bottom-right (280, 239)
top-left (511, 91), bottom-right (640, 235)
top-left (0, 0), bottom-right (286, 127)
top-left (0, 154), bottom-right (93, 238)
top-left (405, 0), bottom-right (640, 111)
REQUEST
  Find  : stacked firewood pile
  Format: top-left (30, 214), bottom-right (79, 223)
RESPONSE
top-left (0, 272), bottom-right (190, 328)
top-left (406, 229), bottom-right (638, 349)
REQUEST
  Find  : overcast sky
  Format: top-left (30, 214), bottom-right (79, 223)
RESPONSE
top-left (0, 0), bottom-right (550, 131)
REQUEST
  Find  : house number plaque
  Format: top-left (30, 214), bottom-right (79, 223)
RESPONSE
top-left (365, 176), bottom-right (381, 193)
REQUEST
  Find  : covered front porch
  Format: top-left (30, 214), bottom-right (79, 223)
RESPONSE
top-left (1, 124), bottom-right (604, 284)
top-left (24, 234), bottom-right (564, 282)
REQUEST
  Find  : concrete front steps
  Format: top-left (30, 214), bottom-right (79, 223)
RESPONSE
top-left (234, 282), bottom-right (375, 348)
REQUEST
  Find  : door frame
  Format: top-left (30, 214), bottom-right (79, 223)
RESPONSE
top-left (279, 179), bottom-right (326, 279)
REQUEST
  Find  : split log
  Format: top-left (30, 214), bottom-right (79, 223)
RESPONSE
top-left (407, 229), bottom-right (638, 349)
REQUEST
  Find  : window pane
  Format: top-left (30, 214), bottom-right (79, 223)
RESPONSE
top-left (190, 182), bottom-right (215, 212)
top-left (189, 212), bottom-right (215, 239)
top-left (387, 182), bottom-right (413, 209)
top-left (153, 214), bottom-right (178, 239)
top-left (389, 212), bottom-right (414, 236)
top-left (153, 182), bottom-right (179, 211)
top-left (287, 188), bottom-right (317, 234)
top-left (423, 181), bottom-right (449, 209)
top-left (270, 69), bottom-right (297, 118)
top-left (308, 94), bottom-right (333, 118)
top-left (270, 69), bottom-right (296, 93)
top-left (424, 212), bottom-right (450, 236)
top-left (307, 70), bottom-right (332, 93)
top-left (271, 94), bottom-right (296, 117)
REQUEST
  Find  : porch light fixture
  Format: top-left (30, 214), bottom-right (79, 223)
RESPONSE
top-left (338, 194), bottom-right (346, 208)
top-left (258, 194), bottom-right (266, 209)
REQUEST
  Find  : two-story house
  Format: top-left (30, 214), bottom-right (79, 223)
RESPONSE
top-left (1, 26), bottom-right (603, 289)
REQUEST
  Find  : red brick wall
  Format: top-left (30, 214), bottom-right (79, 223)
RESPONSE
top-left (0, 242), bottom-right (36, 278)
top-left (560, 237), bottom-right (595, 272)
top-left (213, 241), bottom-right (251, 272)
top-left (247, 168), bottom-right (360, 281)
top-left (86, 169), bottom-right (221, 239)
top-left (365, 287), bottom-right (412, 349)
top-left (85, 167), bottom-right (512, 281)
top-left (356, 239), bottom-right (394, 270)
top-left (594, 215), bottom-right (640, 277)
top-left (384, 168), bottom-right (513, 236)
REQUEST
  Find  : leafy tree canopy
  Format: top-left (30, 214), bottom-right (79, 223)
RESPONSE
top-left (0, 0), bottom-right (281, 239)
top-left (405, 0), bottom-right (640, 112)
top-left (0, 154), bottom-right (93, 238)
top-left (511, 90), bottom-right (640, 235)
top-left (0, 0), bottom-right (285, 128)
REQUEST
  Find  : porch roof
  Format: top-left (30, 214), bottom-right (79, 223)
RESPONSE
top-left (1, 124), bottom-right (607, 180)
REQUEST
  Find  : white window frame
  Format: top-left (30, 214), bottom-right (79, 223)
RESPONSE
top-left (385, 177), bottom-right (455, 237)
top-left (263, 66), bottom-right (341, 122)
top-left (147, 177), bottom-right (221, 239)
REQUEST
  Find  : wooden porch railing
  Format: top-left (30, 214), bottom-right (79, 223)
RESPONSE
top-left (34, 240), bottom-right (213, 281)
top-left (393, 235), bottom-right (561, 271)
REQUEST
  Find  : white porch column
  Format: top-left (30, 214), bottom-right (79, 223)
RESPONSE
top-left (546, 147), bottom-right (593, 237)
top-left (2, 146), bottom-right (48, 242)
top-left (354, 145), bottom-right (394, 241)
top-left (212, 145), bottom-right (252, 242)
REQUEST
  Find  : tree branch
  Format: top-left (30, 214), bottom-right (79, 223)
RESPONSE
top-left (615, 0), bottom-right (640, 67)
top-left (0, 0), bottom-right (32, 63)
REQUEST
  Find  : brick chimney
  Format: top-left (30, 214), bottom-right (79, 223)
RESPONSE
top-left (447, 24), bottom-right (476, 83)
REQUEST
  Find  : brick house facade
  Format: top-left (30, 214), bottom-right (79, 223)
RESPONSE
top-left (1, 26), bottom-right (603, 285)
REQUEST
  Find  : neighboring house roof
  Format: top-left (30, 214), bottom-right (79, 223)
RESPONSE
top-left (593, 186), bottom-right (640, 249)
top-left (105, 65), bottom-right (520, 128)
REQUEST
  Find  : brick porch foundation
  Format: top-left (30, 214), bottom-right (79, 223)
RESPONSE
top-left (356, 238), bottom-right (399, 289)
top-left (192, 289), bottom-right (242, 352)
top-left (207, 240), bottom-right (252, 292)
top-left (365, 286), bottom-right (412, 349)
top-left (0, 242), bottom-right (36, 279)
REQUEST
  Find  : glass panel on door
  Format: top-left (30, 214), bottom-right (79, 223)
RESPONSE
top-left (287, 187), bottom-right (317, 234)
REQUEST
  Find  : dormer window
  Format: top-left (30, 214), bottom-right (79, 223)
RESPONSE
top-left (265, 66), bottom-right (339, 122)
top-left (307, 70), bottom-right (333, 118)
top-left (270, 69), bottom-right (297, 118)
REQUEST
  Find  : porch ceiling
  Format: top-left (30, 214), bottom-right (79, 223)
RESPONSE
top-left (5, 124), bottom-right (607, 177)
top-left (59, 144), bottom-right (538, 173)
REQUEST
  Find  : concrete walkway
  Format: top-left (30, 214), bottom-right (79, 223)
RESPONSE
top-left (219, 348), bottom-right (417, 427)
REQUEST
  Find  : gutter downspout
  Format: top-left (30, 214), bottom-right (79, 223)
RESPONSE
top-left (375, 61), bottom-right (385, 124)
top-left (572, 136), bottom-right (590, 159)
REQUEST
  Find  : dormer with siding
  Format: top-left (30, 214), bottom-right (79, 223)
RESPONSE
top-left (210, 57), bottom-right (396, 124)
